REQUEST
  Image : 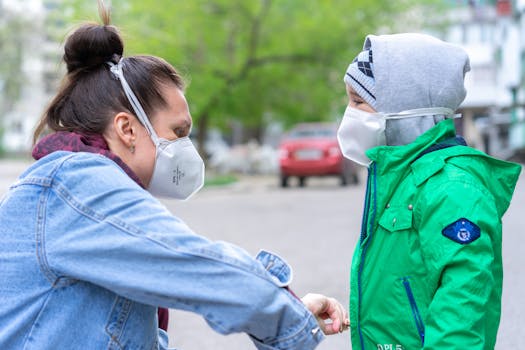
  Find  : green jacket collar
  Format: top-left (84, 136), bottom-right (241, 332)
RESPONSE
top-left (366, 119), bottom-right (457, 178)
top-left (366, 119), bottom-right (521, 217)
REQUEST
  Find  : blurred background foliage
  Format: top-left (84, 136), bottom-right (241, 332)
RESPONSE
top-left (0, 13), bottom-right (32, 153)
top-left (52, 0), bottom-right (443, 148)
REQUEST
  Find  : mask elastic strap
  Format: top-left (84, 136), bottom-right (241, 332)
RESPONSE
top-left (384, 107), bottom-right (461, 120)
top-left (107, 59), bottom-right (160, 144)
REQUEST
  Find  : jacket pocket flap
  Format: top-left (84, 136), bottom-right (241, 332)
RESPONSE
top-left (255, 250), bottom-right (294, 287)
top-left (379, 206), bottom-right (413, 232)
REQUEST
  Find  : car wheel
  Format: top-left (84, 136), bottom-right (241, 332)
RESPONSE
top-left (340, 174), bottom-right (348, 186)
top-left (298, 176), bottom-right (306, 187)
top-left (341, 159), bottom-right (359, 186)
top-left (340, 173), bottom-right (359, 186)
top-left (280, 175), bottom-right (289, 188)
top-left (351, 173), bottom-right (359, 185)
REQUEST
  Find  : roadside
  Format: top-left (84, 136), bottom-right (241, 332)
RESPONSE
top-left (0, 157), bottom-right (32, 194)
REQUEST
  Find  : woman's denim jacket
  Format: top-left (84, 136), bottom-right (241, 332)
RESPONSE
top-left (0, 152), bottom-right (324, 349)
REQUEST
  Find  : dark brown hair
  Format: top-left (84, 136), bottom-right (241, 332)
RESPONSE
top-left (33, 0), bottom-right (185, 144)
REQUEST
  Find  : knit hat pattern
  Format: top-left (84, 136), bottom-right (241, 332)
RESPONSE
top-left (345, 33), bottom-right (470, 113)
top-left (344, 48), bottom-right (377, 110)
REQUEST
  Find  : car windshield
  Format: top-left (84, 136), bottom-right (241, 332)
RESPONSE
top-left (288, 127), bottom-right (335, 139)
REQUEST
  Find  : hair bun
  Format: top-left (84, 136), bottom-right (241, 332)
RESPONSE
top-left (63, 23), bottom-right (123, 73)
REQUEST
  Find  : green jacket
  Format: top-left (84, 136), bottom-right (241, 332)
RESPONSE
top-left (349, 119), bottom-right (521, 350)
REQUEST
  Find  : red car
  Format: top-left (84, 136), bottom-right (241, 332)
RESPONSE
top-left (278, 122), bottom-right (359, 187)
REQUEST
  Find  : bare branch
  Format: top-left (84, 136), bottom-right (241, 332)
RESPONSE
top-left (248, 0), bottom-right (272, 60)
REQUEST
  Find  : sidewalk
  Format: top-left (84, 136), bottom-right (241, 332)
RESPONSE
top-left (0, 157), bottom-right (33, 194)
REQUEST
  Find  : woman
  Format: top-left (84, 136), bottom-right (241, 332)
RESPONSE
top-left (0, 4), bottom-right (348, 350)
top-left (337, 33), bottom-right (521, 349)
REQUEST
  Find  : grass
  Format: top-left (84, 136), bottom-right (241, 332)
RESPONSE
top-left (204, 174), bottom-right (238, 187)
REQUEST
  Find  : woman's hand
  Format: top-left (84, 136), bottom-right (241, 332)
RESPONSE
top-left (301, 293), bottom-right (350, 335)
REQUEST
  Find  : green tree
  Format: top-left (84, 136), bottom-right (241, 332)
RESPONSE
top-left (59, 0), bottom-right (439, 153)
top-left (0, 7), bottom-right (34, 154)
top-left (0, 14), bottom-right (24, 113)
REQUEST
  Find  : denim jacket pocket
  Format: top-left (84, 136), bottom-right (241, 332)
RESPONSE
top-left (255, 250), bottom-right (293, 287)
top-left (105, 296), bottom-right (133, 350)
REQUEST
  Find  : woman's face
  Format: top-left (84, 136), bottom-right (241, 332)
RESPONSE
top-left (132, 84), bottom-right (192, 186)
top-left (346, 85), bottom-right (376, 112)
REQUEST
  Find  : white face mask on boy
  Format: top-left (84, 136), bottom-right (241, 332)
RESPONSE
top-left (337, 106), bottom-right (459, 167)
top-left (108, 59), bottom-right (205, 200)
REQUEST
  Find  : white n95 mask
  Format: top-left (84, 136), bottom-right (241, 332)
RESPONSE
top-left (147, 137), bottom-right (204, 199)
top-left (108, 59), bottom-right (205, 200)
top-left (337, 106), bottom-right (459, 167)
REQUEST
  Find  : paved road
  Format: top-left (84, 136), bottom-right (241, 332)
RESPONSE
top-left (1, 159), bottom-right (524, 349)
top-left (164, 173), bottom-right (365, 350)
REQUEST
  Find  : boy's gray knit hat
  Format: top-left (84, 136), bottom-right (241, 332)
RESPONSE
top-left (344, 33), bottom-right (471, 113)
top-left (345, 46), bottom-right (376, 109)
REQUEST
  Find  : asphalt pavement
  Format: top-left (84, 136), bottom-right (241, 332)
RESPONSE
top-left (1, 159), bottom-right (524, 349)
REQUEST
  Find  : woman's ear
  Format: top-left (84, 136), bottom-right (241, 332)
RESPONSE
top-left (113, 112), bottom-right (137, 149)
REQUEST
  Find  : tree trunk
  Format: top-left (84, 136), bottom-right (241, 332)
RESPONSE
top-left (196, 113), bottom-right (209, 162)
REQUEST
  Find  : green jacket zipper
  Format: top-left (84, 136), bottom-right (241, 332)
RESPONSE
top-left (402, 277), bottom-right (425, 346)
top-left (357, 163), bottom-right (378, 350)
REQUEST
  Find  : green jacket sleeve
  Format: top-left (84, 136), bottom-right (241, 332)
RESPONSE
top-left (415, 169), bottom-right (502, 349)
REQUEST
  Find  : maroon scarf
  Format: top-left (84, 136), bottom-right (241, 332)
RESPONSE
top-left (32, 131), bottom-right (144, 186)
top-left (33, 131), bottom-right (169, 332)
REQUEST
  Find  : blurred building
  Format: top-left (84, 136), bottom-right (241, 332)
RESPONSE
top-left (437, 0), bottom-right (525, 159)
top-left (1, 1), bottom-right (525, 160)
top-left (0, 0), bottom-right (62, 154)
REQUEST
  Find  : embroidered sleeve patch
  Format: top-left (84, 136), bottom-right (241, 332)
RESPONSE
top-left (442, 218), bottom-right (480, 244)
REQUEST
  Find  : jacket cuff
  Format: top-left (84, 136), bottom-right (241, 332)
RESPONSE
top-left (157, 328), bottom-right (170, 350)
top-left (249, 312), bottom-right (325, 350)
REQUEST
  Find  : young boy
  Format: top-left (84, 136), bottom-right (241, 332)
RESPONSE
top-left (337, 33), bottom-right (521, 349)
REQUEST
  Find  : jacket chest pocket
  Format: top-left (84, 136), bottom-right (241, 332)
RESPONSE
top-left (376, 205), bottom-right (423, 275)
top-left (378, 205), bottom-right (413, 233)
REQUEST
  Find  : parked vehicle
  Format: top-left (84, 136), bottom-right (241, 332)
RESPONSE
top-left (278, 122), bottom-right (359, 187)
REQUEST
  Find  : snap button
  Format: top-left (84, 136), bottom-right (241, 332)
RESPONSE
top-left (386, 203), bottom-right (391, 209)
top-left (408, 204), bottom-right (413, 210)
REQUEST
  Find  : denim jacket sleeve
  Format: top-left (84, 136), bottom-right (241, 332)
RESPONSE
top-left (41, 154), bottom-right (324, 349)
